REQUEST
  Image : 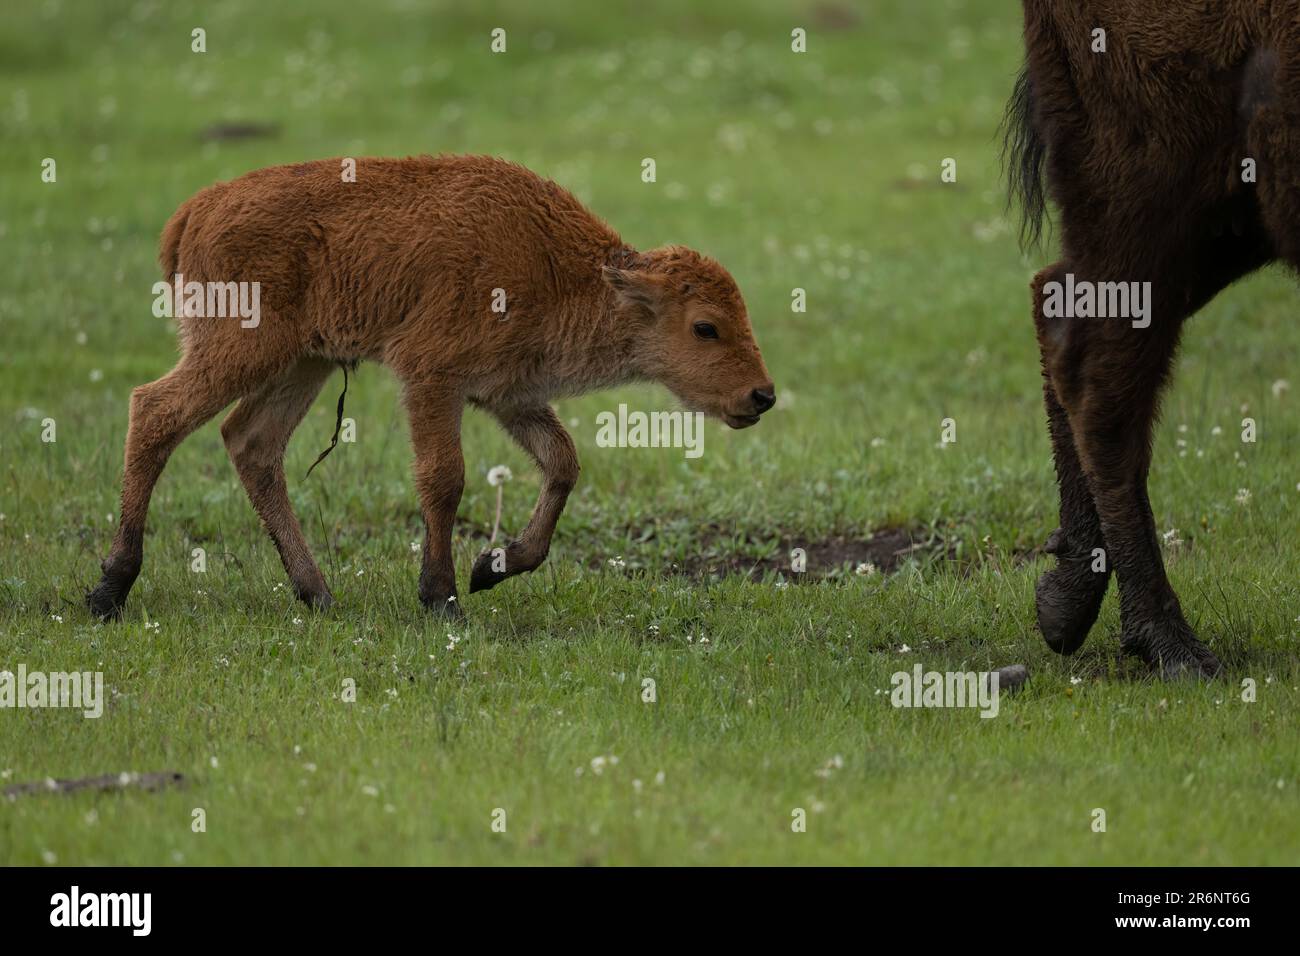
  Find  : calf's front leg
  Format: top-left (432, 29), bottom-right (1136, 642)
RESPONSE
top-left (403, 382), bottom-right (466, 618)
top-left (470, 404), bottom-right (579, 593)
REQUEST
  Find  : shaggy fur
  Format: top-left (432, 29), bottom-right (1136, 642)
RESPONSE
top-left (1004, 1), bottom-right (1299, 677)
top-left (87, 155), bottom-right (774, 619)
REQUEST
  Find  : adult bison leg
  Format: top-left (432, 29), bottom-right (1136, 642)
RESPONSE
top-left (1049, 292), bottom-right (1220, 679)
top-left (1031, 263), bottom-right (1110, 654)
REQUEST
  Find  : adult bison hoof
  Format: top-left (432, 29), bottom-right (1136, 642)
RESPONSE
top-left (1034, 530), bottom-right (1109, 655)
top-left (1160, 651), bottom-right (1222, 681)
top-left (1121, 618), bottom-right (1222, 680)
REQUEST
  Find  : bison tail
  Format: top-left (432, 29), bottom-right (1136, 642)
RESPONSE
top-left (158, 204), bottom-right (191, 279)
top-left (1001, 64), bottom-right (1048, 250)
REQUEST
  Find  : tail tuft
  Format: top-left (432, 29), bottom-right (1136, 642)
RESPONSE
top-left (158, 204), bottom-right (191, 278)
top-left (1000, 65), bottom-right (1048, 249)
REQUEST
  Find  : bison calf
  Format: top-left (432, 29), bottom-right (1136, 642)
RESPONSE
top-left (87, 155), bottom-right (774, 620)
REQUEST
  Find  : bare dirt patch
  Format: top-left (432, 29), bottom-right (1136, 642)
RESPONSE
top-left (588, 525), bottom-right (958, 582)
top-left (684, 526), bottom-right (953, 581)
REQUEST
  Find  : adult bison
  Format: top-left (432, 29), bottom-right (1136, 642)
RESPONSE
top-left (1004, 1), bottom-right (1293, 677)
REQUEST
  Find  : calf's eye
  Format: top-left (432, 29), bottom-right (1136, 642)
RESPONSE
top-left (692, 321), bottom-right (719, 340)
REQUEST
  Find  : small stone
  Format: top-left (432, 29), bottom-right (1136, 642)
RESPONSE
top-left (989, 664), bottom-right (1028, 695)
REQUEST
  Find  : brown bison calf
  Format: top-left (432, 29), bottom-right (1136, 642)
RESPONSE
top-left (88, 155), bottom-right (774, 620)
top-left (1006, 1), bottom-right (1299, 677)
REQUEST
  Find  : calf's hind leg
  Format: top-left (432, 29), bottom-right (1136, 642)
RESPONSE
top-left (469, 404), bottom-right (579, 593)
top-left (1031, 263), bottom-right (1111, 654)
top-left (402, 380), bottom-right (466, 618)
top-left (221, 357), bottom-right (336, 609)
top-left (87, 355), bottom-right (284, 618)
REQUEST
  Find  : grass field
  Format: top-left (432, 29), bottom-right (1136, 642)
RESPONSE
top-left (1, 0), bottom-right (1297, 865)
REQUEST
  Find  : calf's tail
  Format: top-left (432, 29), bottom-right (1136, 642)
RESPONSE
top-left (158, 204), bottom-right (191, 278)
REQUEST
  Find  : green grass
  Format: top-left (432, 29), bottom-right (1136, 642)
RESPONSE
top-left (1, 0), bottom-right (1297, 865)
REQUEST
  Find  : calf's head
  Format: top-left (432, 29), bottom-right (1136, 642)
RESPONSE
top-left (603, 246), bottom-right (774, 428)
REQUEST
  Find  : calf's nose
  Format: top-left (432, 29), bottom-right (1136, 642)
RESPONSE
top-left (751, 387), bottom-right (776, 414)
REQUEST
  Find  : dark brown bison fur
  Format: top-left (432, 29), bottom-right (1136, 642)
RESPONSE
top-left (1004, 1), bottom-right (1299, 677)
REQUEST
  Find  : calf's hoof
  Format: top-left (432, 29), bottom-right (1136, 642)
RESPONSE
top-left (294, 584), bottom-right (335, 612)
top-left (1121, 618), bottom-right (1222, 680)
top-left (469, 549), bottom-right (511, 594)
top-left (1034, 530), bottom-right (1109, 655)
top-left (86, 554), bottom-right (141, 621)
top-left (87, 567), bottom-right (137, 621)
top-left (421, 593), bottom-right (464, 621)
top-left (86, 576), bottom-right (130, 621)
top-left (306, 591), bottom-right (335, 612)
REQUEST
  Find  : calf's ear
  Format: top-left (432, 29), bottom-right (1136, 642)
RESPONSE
top-left (602, 266), bottom-right (664, 311)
